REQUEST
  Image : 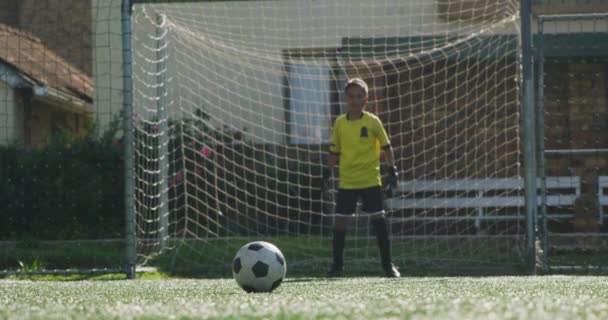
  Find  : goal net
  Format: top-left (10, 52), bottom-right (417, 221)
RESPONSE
top-left (131, 0), bottom-right (523, 274)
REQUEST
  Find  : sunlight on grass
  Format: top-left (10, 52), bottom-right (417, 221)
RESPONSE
top-left (2, 276), bottom-right (608, 319)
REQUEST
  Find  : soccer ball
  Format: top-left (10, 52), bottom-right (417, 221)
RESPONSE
top-left (232, 241), bottom-right (286, 293)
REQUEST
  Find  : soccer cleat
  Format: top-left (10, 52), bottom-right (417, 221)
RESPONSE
top-left (326, 265), bottom-right (343, 278)
top-left (383, 263), bottom-right (400, 278)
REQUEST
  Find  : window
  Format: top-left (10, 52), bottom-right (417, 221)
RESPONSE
top-left (284, 49), bottom-right (341, 144)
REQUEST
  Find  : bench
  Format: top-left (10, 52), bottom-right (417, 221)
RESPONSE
top-left (385, 176), bottom-right (581, 231)
top-left (599, 176), bottom-right (608, 224)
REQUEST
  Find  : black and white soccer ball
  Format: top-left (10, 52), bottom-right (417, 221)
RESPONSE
top-left (232, 241), bottom-right (286, 293)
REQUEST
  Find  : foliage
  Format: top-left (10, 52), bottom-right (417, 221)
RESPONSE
top-left (0, 240), bottom-right (126, 271)
top-left (0, 104), bottom-right (326, 241)
top-left (0, 113), bottom-right (125, 240)
top-left (158, 107), bottom-right (326, 236)
top-left (17, 258), bottom-right (43, 272)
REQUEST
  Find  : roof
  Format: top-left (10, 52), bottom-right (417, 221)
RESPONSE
top-left (0, 23), bottom-right (93, 101)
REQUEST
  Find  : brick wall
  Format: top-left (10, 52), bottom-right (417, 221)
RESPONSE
top-left (384, 58), bottom-right (521, 180)
top-left (541, 61), bottom-right (607, 152)
top-left (543, 59), bottom-right (608, 231)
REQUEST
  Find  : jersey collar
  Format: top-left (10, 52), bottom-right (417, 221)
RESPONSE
top-left (346, 111), bottom-right (365, 121)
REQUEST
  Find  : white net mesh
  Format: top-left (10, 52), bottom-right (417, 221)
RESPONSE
top-left (131, 0), bottom-right (523, 274)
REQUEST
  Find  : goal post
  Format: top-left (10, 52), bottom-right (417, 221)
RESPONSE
top-left (122, 0), bottom-right (137, 280)
top-left (521, 0), bottom-right (538, 275)
top-left (125, 0), bottom-right (531, 275)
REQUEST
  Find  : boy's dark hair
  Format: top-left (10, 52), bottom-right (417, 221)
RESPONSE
top-left (344, 78), bottom-right (368, 95)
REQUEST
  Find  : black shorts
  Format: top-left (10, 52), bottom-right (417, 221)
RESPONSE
top-left (335, 186), bottom-right (384, 215)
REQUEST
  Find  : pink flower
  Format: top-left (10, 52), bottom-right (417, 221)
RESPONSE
top-left (172, 170), bottom-right (184, 186)
top-left (199, 144), bottom-right (213, 158)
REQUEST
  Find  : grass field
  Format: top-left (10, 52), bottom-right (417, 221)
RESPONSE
top-left (2, 276), bottom-right (608, 319)
top-left (1, 236), bottom-right (528, 277)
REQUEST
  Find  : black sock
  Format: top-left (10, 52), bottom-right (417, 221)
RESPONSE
top-left (372, 217), bottom-right (392, 268)
top-left (332, 229), bottom-right (346, 269)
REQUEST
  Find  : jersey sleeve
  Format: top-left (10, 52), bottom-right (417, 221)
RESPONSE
top-left (374, 117), bottom-right (391, 147)
top-left (330, 119), bottom-right (340, 154)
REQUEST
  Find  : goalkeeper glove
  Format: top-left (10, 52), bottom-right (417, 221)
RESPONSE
top-left (384, 166), bottom-right (399, 197)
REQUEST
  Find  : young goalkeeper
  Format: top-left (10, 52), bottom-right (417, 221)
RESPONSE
top-left (323, 78), bottom-right (400, 278)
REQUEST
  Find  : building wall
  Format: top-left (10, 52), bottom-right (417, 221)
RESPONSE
top-left (91, 2), bottom-right (433, 145)
top-left (0, 0), bottom-right (93, 146)
top-left (0, 0), bottom-right (20, 27)
top-left (0, 82), bottom-right (24, 145)
top-left (27, 101), bottom-right (52, 148)
top-left (92, 0), bottom-right (124, 138)
top-left (27, 99), bottom-right (89, 148)
top-left (19, 0), bottom-right (92, 76)
top-left (91, 0), bottom-right (607, 146)
top-left (0, 0), bottom-right (92, 76)
top-left (533, 0), bottom-right (608, 15)
top-left (124, 0), bottom-right (517, 144)
top-left (0, 1), bottom-right (603, 145)
top-left (544, 62), bottom-right (608, 152)
top-left (543, 60), bottom-right (608, 212)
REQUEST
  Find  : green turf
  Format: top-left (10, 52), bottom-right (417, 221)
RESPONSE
top-left (5, 236), bottom-right (608, 278)
top-left (0, 240), bottom-right (125, 270)
top-left (2, 276), bottom-right (608, 319)
top-left (2, 236), bottom-right (528, 277)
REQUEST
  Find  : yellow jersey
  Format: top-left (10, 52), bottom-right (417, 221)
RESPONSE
top-left (330, 111), bottom-right (391, 189)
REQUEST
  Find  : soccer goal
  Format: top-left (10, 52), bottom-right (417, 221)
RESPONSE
top-left (126, 0), bottom-right (530, 275)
